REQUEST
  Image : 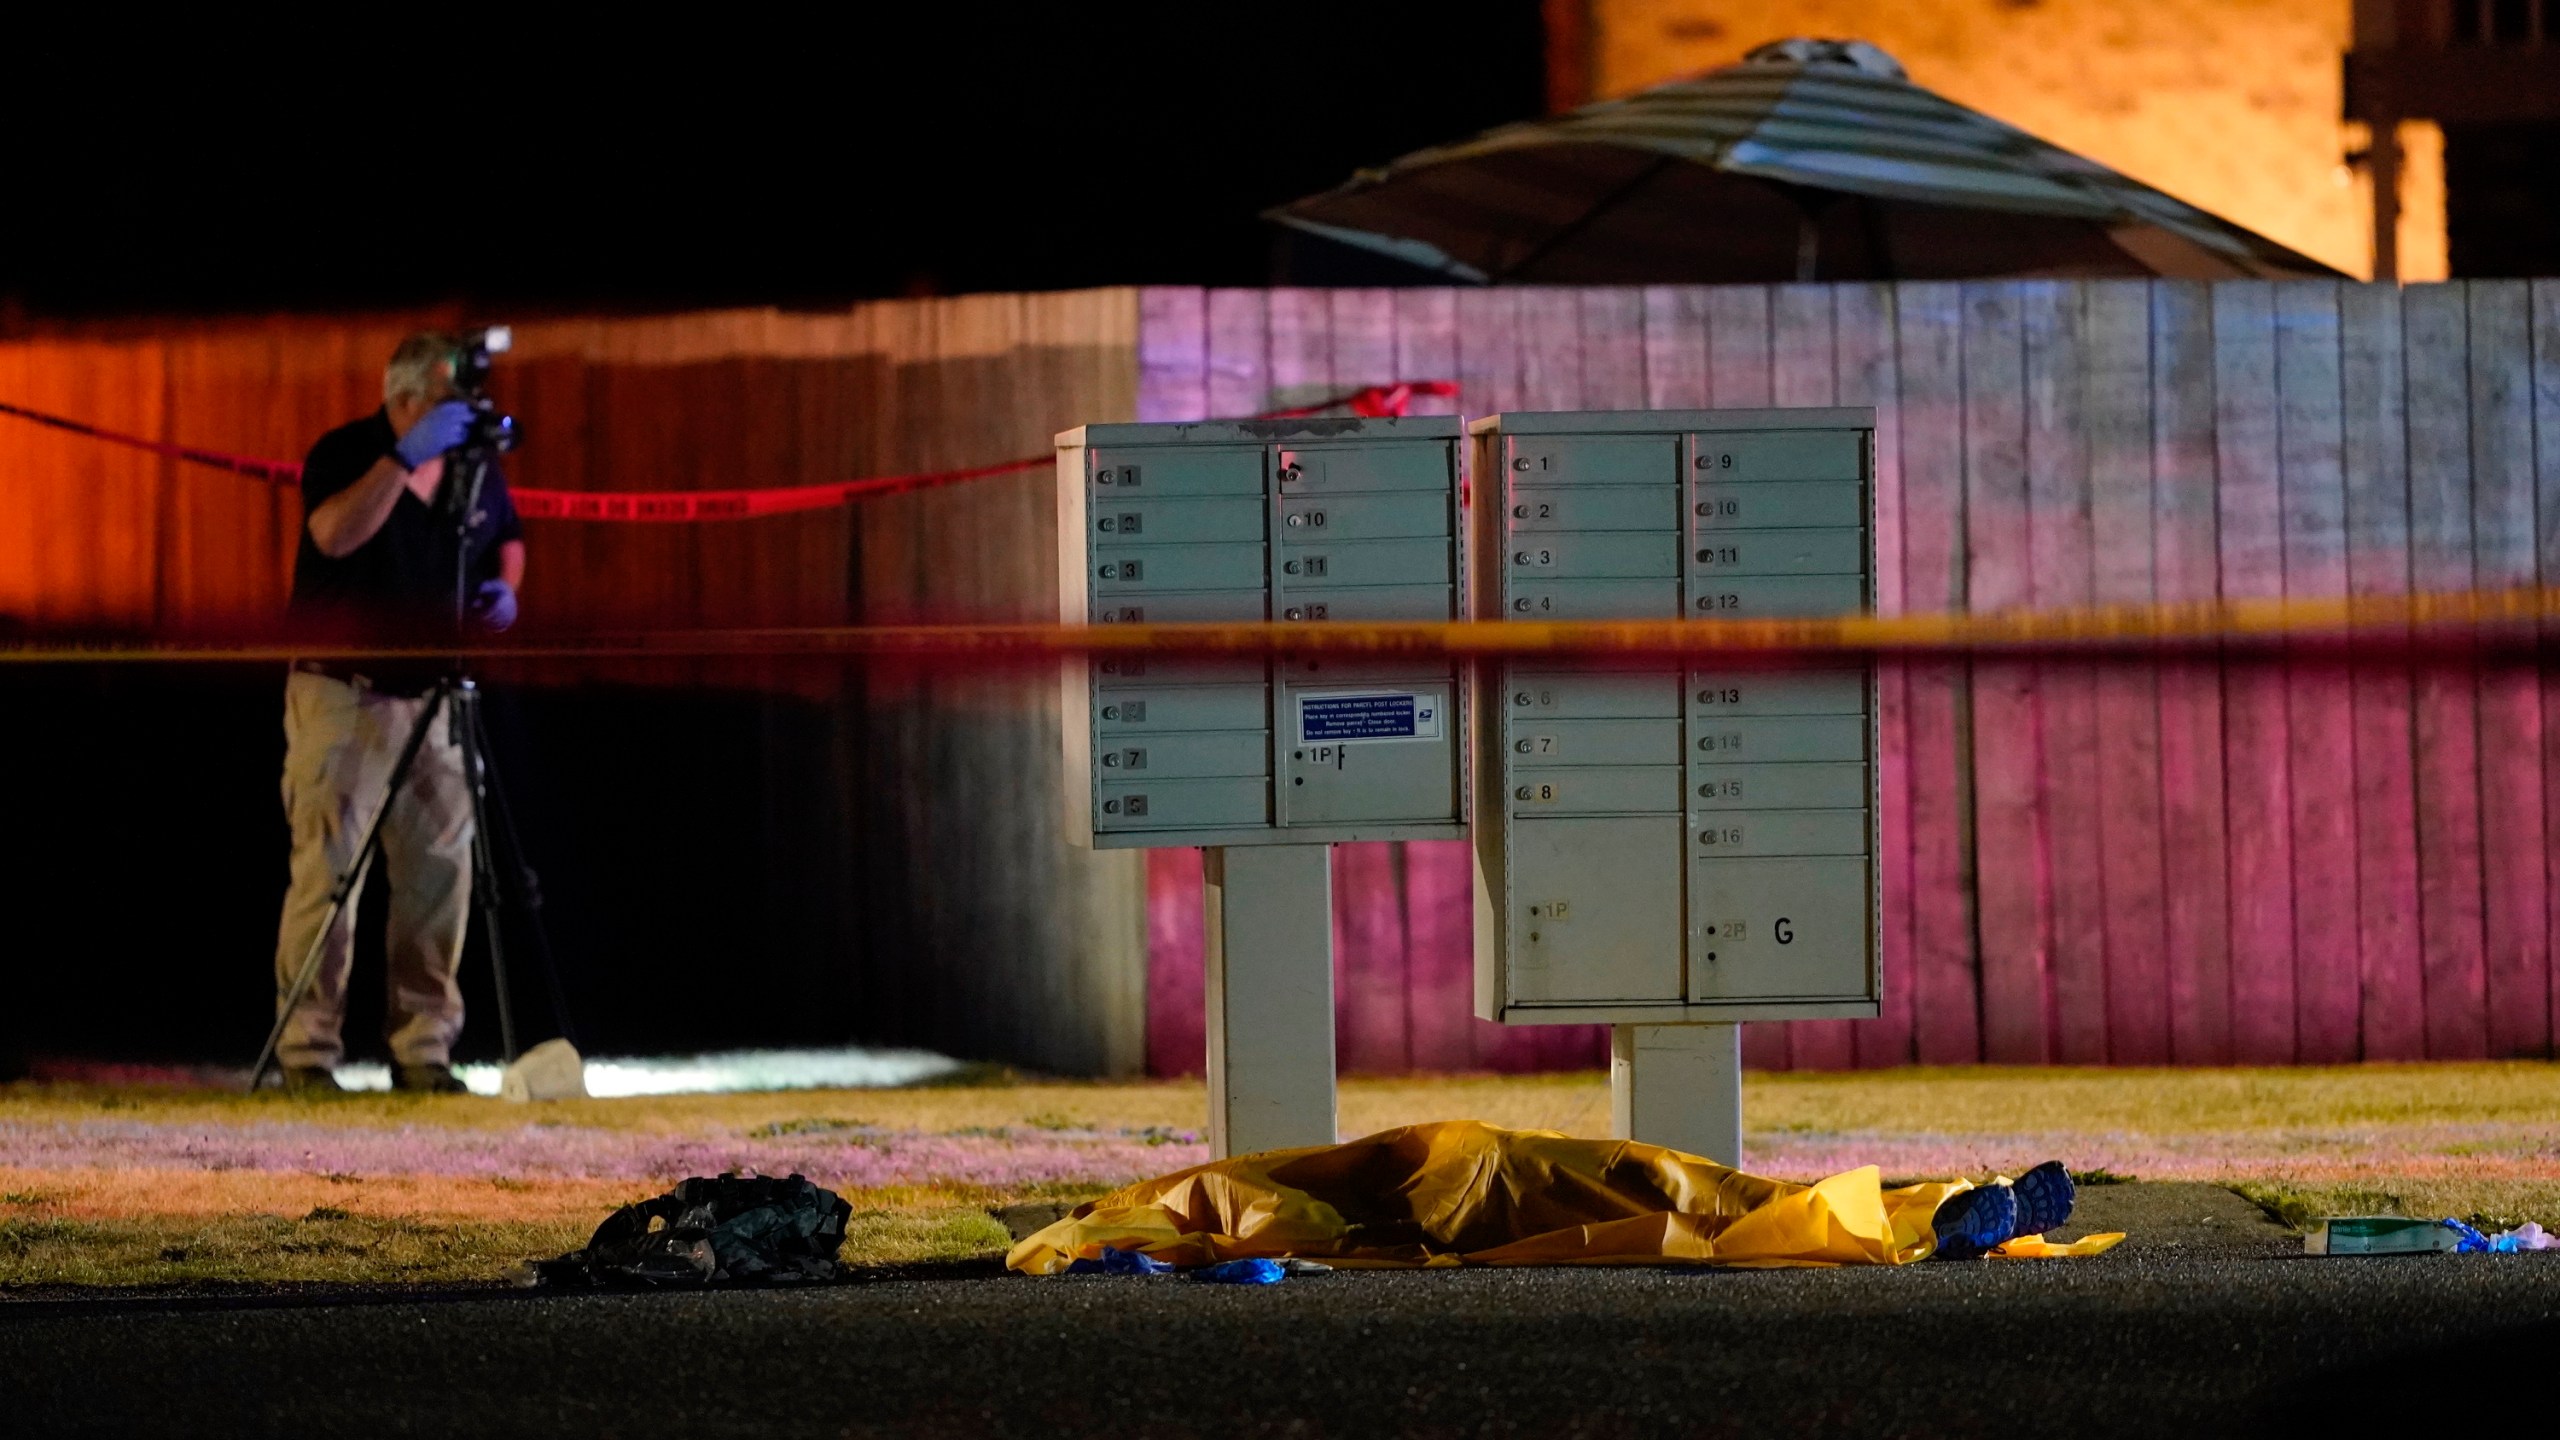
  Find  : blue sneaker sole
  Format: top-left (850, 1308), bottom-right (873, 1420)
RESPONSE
top-left (1930, 1183), bottom-right (2019, 1261)
top-left (2011, 1160), bottom-right (2077, 1237)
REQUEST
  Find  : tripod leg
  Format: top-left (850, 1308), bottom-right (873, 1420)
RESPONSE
top-left (454, 682), bottom-right (519, 1064)
top-left (251, 685), bottom-right (448, 1090)
top-left (465, 693), bottom-right (579, 1051)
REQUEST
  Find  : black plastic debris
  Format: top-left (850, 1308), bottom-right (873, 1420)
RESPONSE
top-left (536, 1172), bottom-right (853, 1288)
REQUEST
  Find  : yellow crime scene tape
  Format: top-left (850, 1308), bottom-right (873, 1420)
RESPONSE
top-left (3, 586), bottom-right (2556, 666)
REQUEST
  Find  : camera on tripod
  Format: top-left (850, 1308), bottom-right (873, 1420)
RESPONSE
top-left (450, 326), bottom-right (522, 456)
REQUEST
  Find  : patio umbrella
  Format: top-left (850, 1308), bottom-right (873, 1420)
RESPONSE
top-left (1269, 38), bottom-right (2342, 284)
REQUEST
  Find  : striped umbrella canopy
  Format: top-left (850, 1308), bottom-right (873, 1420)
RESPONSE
top-left (1269, 38), bottom-right (2342, 283)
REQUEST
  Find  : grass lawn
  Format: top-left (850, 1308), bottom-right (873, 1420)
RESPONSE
top-left (4, 1063), bottom-right (2556, 1289)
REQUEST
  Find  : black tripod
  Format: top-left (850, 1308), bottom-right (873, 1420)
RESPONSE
top-left (249, 427), bottom-right (570, 1090)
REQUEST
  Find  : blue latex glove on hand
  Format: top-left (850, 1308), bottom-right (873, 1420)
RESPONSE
top-left (394, 400), bottom-right (475, 469)
top-left (468, 577), bottom-right (518, 632)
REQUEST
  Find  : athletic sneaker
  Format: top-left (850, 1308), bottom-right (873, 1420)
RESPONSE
top-left (2009, 1160), bottom-right (2077, 1237)
top-left (1928, 1182), bottom-right (2019, 1261)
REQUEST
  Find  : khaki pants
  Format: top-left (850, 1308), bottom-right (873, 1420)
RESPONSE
top-left (270, 670), bottom-right (473, 1070)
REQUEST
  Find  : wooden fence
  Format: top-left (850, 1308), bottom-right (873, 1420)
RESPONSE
top-left (12, 280), bottom-right (2560, 1075)
top-left (1132, 280), bottom-right (2560, 1071)
top-left (0, 294), bottom-right (1149, 1075)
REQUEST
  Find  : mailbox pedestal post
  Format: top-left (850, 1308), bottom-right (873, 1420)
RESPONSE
top-left (1204, 844), bottom-right (1338, 1157)
top-left (1610, 1022), bottom-right (1742, 1167)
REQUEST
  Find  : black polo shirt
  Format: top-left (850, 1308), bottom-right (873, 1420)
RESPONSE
top-left (288, 408), bottom-right (522, 638)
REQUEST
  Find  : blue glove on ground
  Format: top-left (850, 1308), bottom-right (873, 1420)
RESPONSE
top-left (394, 400), bottom-right (475, 469)
top-left (468, 577), bottom-right (518, 632)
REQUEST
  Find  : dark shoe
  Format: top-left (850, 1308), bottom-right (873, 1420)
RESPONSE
top-left (1929, 1182), bottom-right (2019, 1261)
top-left (394, 1063), bottom-right (469, 1095)
top-left (2010, 1160), bottom-right (2077, 1237)
top-left (279, 1066), bottom-right (344, 1096)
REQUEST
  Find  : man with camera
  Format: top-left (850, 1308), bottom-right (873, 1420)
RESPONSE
top-left (268, 331), bottom-right (524, 1095)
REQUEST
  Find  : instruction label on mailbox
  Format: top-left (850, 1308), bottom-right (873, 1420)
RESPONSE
top-left (1297, 692), bottom-right (1442, 745)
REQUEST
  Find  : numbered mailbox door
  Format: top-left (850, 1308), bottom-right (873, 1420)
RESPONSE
top-left (1688, 856), bottom-right (1872, 1002)
top-left (1504, 816), bottom-right (1684, 1005)
top-left (1280, 684), bottom-right (1461, 825)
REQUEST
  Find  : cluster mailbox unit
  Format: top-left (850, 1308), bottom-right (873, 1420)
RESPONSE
top-left (1057, 408), bottom-right (1879, 1167)
top-left (1057, 417), bottom-right (1467, 1156)
top-left (1468, 410), bottom-right (1880, 1164)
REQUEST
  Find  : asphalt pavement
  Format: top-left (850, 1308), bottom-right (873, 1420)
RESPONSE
top-left (1, 1184), bottom-right (2550, 1438)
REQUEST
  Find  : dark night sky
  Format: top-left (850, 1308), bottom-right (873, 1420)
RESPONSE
top-left (4, 8), bottom-right (1547, 320)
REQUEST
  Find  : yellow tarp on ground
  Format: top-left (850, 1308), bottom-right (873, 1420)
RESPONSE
top-left (1008, 1120), bottom-right (2124, 1273)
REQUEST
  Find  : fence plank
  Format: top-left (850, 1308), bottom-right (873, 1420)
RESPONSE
top-left (2023, 282), bottom-right (2109, 1063)
top-left (1206, 290), bottom-right (1270, 420)
top-left (1963, 282), bottom-right (2052, 1063)
top-left (1330, 288), bottom-right (1398, 394)
top-left (1898, 282), bottom-right (1983, 1063)
top-left (1771, 285), bottom-right (1836, 409)
top-left (1137, 288), bottom-right (1208, 424)
top-left (2214, 280), bottom-right (2299, 1064)
top-left (1267, 289), bottom-right (1334, 411)
top-left (2339, 283), bottom-right (2425, 1060)
top-left (2275, 282), bottom-right (2362, 1064)
top-left (1518, 288), bottom-right (1585, 412)
top-left (1838, 281), bottom-right (1916, 1068)
top-left (1708, 286), bottom-right (1773, 407)
top-left (2536, 279), bottom-right (2560, 1058)
top-left (1580, 288), bottom-right (1646, 411)
top-left (2153, 280), bottom-right (2237, 1062)
top-left (1453, 287), bottom-right (1523, 422)
top-left (2405, 282), bottom-right (2492, 1058)
top-left (2468, 280), bottom-right (2550, 1057)
top-left (1333, 839), bottom-right (1412, 1074)
top-left (1394, 290), bottom-right (1460, 416)
top-left (1641, 286), bottom-right (1710, 409)
top-left (2081, 281), bottom-right (2171, 1063)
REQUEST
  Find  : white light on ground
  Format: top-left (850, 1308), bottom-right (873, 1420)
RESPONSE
top-left (330, 1047), bottom-right (965, 1097)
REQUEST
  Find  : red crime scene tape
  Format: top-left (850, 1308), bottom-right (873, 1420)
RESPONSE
top-left (0, 383), bottom-right (1461, 524)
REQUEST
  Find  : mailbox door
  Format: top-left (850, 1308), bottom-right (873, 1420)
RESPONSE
top-left (1505, 672), bottom-right (1681, 719)
top-left (1096, 777), bottom-right (1272, 832)
top-left (1506, 486), bottom-right (1680, 533)
top-left (1685, 431), bottom-right (1866, 483)
top-left (1092, 543), bottom-right (1266, 592)
top-left (1280, 681), bottom-right (1461, 825)
top-left (1685, 574), bottom-right (1866, 618)
top-left (1507, 533), bottom-right (1682, 579)
top-left (1278, 491), bottom-right (1449, 540)
top-left (1094, 731), bottom-right (1270, 781)
top-left (1275, 443), bottom-right (1450, 494)
top-left (1091, 447), bottom-right (1263, 496)
top-left (1687, 670), bottom-right (1867, 717)
top-left (1092, 590), bottom-right (1268, 625)
top-left (1689, 857), bottom-right (1872, 1001)
top-left (1688, 528), bottom-right (1866, 577)
top-left (1506, 816), bottom-right (1684, 1005)
top-left (1506, 435), bottom-right (1678, 486)
top-left (1694, 810), bottom-right (1869, 858)
top-left (1090, 495), bottom-right (1263, 544)
top-left (1097, 686), bottom-right (1269, 734)
top-left (1276, 537), bottom-right (1454, 588)
top-left (1691, 762), bottom-right (1869, 810)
